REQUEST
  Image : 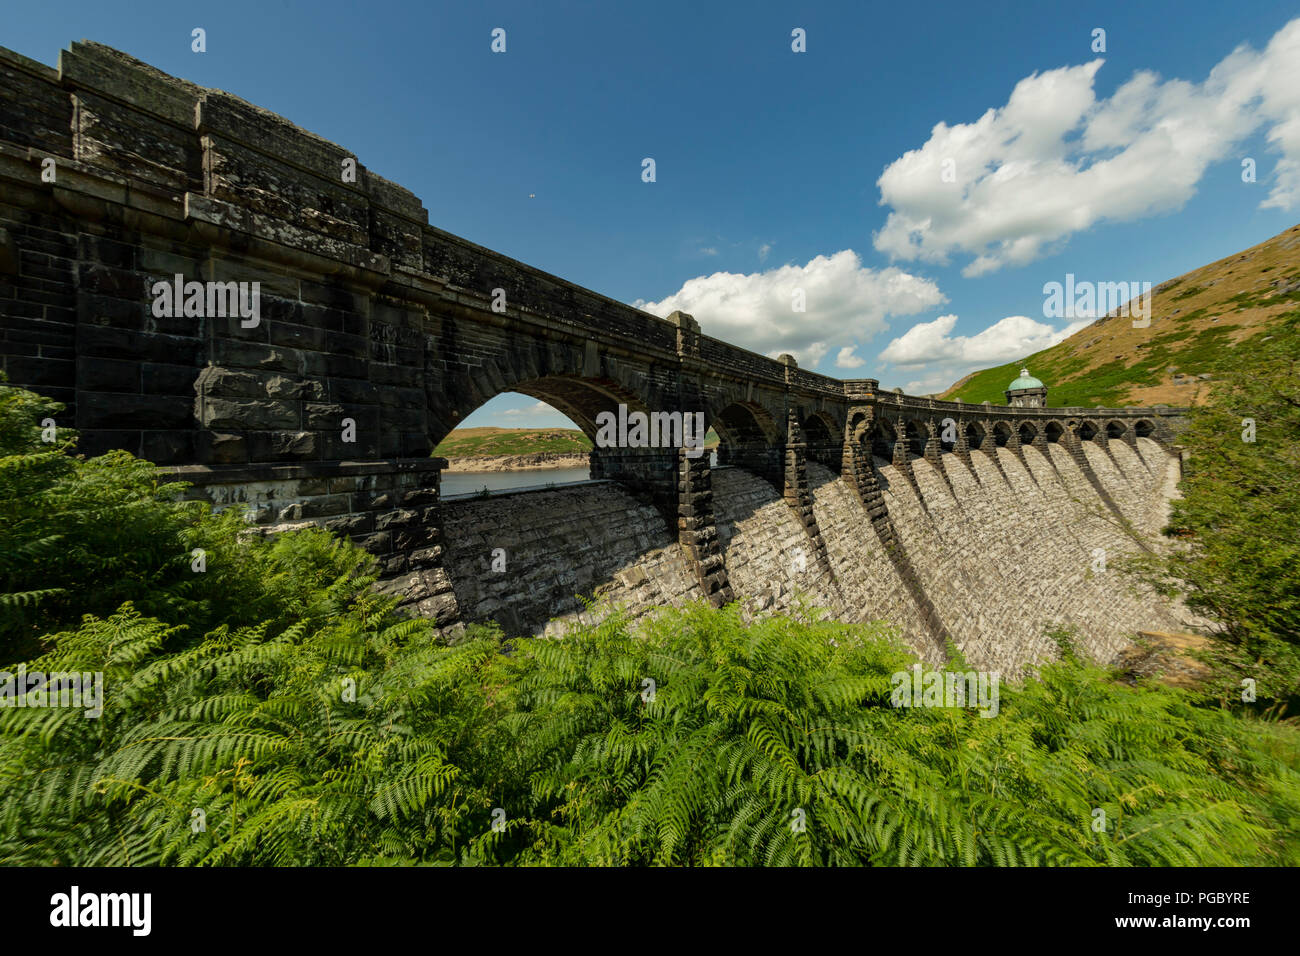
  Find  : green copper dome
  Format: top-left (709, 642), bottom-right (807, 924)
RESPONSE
top-left (1007, 368), bottom-right (1045, 390)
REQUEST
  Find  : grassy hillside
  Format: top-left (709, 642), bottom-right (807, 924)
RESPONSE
top-left (434, 425), bottom-right (718, 458)
top-left (941, 224), bottom-right (1300, 407)
top-left (434, 427), bottom-right (593, 457)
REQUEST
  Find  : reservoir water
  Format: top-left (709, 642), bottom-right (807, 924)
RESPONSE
top-left (440, 451), bottom-right (718, 499)
top-left (441, 466), bottom-right (591, 498)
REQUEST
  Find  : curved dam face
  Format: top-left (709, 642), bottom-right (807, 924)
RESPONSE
top-left (440, 436), bottom-right (1191, 676)
top-left (0, 43), bottom-right (1192, 677)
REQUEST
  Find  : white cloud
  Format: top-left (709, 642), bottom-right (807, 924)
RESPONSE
top-left (874, 18), bottom-right (1300, 276)
top-left (758, 242), bottom-right (772, 262)
top-left (700, 247), bottom-right (719, 256)
top-left (633, 250), bottom-right (946, 368)
top-left (835, 346), bottom-right (867, 369)
top-left (880, 314), bottom-right (1089, 367)
top-left (879, 313), bottom-right (1089, 395)
top-left (502, 401), bottom-right (551, 416)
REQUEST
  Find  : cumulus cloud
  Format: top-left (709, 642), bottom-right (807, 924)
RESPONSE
top-left (880, 314), bottom-right (1090, 367)
top-left (835, 346), bottom-right (867, 369)
top-left (502, 401), bottom-right (551, 416)
top-left (633, 250), bottom-right (946, 368)
top-left (874, 18), bottom-right (1300, 276)
top-left (879, 313), bottom-right (1089, 395)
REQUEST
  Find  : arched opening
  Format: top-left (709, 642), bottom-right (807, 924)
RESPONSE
top-left (871, 420), bottom-right (898, 462)
top-left (992, 422), bottom-right (1012, 448)
top-left (801, 412), bottom-right (839, 470)
top-left (1077, 421), bottom-right (1098, 442)
top-left (435, 387), bottom-right (603, 497)
top-left (1045, 421), bottom-right (1064, 444)
top-left (1134, 420), bottom-right (1155, 439)
top-left (1019, 422), bottom-right (1038, 447)
top-left (965, 422), bottom-right (984, 450)
top-left (712, 401), bottom-right (781, 482)
top-left (438, 382), bottom-right (684, 639)
top-left (1106, 420), bottom-right (1126, 440)
top-left (904, 420), bottom-right (927, 458)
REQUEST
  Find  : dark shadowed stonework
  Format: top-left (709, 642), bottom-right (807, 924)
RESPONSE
top-left (0, 42), bottom-right (1191, 669)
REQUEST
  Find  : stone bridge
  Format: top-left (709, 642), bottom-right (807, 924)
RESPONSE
top-left (0, 43), bottom-right (1191, 669)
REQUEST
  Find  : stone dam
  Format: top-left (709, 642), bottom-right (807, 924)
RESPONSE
top-left (0, 42), bottom-right (1194, 674)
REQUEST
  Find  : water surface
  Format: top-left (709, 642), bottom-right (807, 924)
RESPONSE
top-left (441, 465), bottom-right (591, 498)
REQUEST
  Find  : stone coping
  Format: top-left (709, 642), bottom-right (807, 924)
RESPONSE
top-left (162, 457), bottom-right (449, 484)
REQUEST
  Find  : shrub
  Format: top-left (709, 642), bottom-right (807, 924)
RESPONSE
top-left (3, 601), bottom-right (1297, 866)
top-left (1, 378), bottom-right (1296, 866)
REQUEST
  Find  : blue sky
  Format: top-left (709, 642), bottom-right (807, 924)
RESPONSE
top-left (5, 1), bottom-right (1298, 428)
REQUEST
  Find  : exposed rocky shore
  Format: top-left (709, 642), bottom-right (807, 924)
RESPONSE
top-left (442, 452), bottom-right (591, 473)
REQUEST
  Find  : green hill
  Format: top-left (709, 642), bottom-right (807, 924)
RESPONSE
top-left (434, 425), bottom-right (720, 458)
top-left (433, 427), bottom-right (593, 458)
top-left (941, 224), bottom-right (1300, 408)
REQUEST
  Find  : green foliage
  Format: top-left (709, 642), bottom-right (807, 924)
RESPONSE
top-left (941, 323), bottom-right (1257, 408)
top-left (1139, 313), bottom-right (1300, 714)
top-left (3, 598), bottom-right (1297, 866)
top-left (0, 379), bottom-right (1296, 866)
top-left (0, 377), bottom-right (374, 660)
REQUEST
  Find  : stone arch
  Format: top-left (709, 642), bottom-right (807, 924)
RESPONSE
top-left (870, 419), bottom-right (898, 462)
top-left (1106, 420), bottom-right (1128, 440)
top-left (964, 421), bottom-right (986, 450)
top-left (800, 411), bottom-right (840, 470)
top-left (992, 421), bottom-right (1013, 448)
top-left (429, 335), bottom-right (667, 452)
top-left (1077, 421), bottom-right (1098, 442)
top-left (1044, 420), bottom-right (1065, 444)
top-left (711, 400), bottom-right (780, 447)
top-left (1018, 422), bottom-right (1038, 447)
top-left (904, 419), bottom-right (928, 458)
top-left (1134, 419), bottom-right (1155, 439)
top-left (432, 373), bottom-right (656, 452)
top-left (710, 400), bottom-right (782, 481)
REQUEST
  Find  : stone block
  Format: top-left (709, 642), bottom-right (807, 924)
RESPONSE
top-left (79, 391), bottom-right (190, 429)
top-left (198, 397), bottom-right (299, 430)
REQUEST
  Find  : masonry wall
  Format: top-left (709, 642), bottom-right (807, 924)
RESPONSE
top-left (0, 41), bottom-right (1199, 674)
top-left (439, 482), bottom-right (703, 636)
top-left (433, 439), bottom-right (1195, 676)
top-left (867, 439), bottom-right (1192, 676)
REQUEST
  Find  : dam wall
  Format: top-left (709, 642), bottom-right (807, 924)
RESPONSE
top-left (0, 41), bottom-right (1196, 673)
top-left (438, 437), bottom-right (1191, 675)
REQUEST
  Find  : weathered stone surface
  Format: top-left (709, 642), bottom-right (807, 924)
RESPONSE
top-left (197, 397), bottom-right (299, 430)
top-left (0, 41), bottom-right (1195, 670)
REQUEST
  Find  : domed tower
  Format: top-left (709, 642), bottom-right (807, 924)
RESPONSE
top-left (1005, 368), bottom-right (1047, 408)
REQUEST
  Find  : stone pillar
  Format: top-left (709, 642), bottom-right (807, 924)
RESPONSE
top-left (591, 401), bottom-right (734, 607)
top-left (783, 409), bottom-right (835, 579)
top-left (843, 412), bottom-right (894, 544)
top-left (841, 412), bottom-right (951, 659)
top-left (951, 423), bottom-right (972, 469)
top-left (677, 448), bottom-right (733, 606)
